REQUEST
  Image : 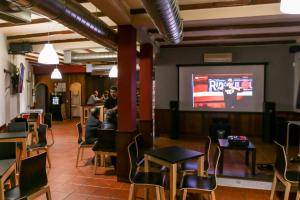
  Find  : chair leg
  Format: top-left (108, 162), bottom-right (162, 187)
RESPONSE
top-left (76, 147), bottom-right (80, 167)
top-left (283, 182), bottom-right (291, 200)
top-left (296, 189), bottom-right (300, 200)
top-left (270, 174), bottom-right (277, 200)
top-left (47, 129), bottom-right (54, 147)
top-left (46, 186), bottom-right (52, 200)
top-left (128, 184), bottom-right (135, 200)
top-left (155, 186), bottom-right (161, 200)
top-left (211, 191), bottom-right (216, 200)
top-left (94, 153), bottom-right (98, 174)
top-left (81, 148), bottom-right (84, 160)
top-left (160, 187), bottom-right (166, 200)
top-left (46, 148), bottom-right (51, 168)
top-left (182, 189), bottom-right (187, 200)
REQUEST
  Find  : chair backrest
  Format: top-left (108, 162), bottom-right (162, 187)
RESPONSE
top-left (274, 141), bottom-right (287, 179)
top-left (128, 141), bottom-right (138, 183)
top-left (7, 122), bottom-right (27, 132)
top-left (96, 129), bottom-right (116, 151)
top-left (76, 122), bottom-right (83, 144)
top-left (204, 136), bottom-right (212, 171)
top-left (44, 113), bottom-right (52, 128)
top-left (14, 118), bottom-right (28, 131)
top-left (0, 142), bottom-right (16, 159)
top-left (29, 113), bottom-right (38, 120)
top-left (211, 146), bottom-right (221, 190)
top-left (134, 133), bottom-right (145, 165)
top-left (37, 124), bottom-right (48, 146)
top-left (19, 152), bottom-right (48, 195)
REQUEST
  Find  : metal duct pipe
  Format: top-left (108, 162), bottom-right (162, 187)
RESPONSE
top-left (14, 0), bottom-right (117, 49)
top-left (141, 0), bottom-right (183, 44)
top-left (64, 51), bottom-right (117, 63)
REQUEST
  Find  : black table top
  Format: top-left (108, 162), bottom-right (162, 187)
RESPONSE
top-left (218, 139), bottom-right (255, 149)
top-left (0, 159), bottom-right (15, 178)
top-left (145, 146), bottom-right (204, 164)
top-left (0, 132), bottom-right (28, 139)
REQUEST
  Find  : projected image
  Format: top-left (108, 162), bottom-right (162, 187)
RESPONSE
top-left (193, 74), bottom-right (253, 109)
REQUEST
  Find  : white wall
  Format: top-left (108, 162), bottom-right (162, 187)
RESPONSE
top-left (155, 44), bottom-right (294, 111)
top-left (0, 32), bottom-right (33, 126)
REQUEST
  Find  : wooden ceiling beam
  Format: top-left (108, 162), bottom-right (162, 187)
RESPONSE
top-left (156, 32), bottom-right (300, 42)
top-left (31, 38), bottom-right (89, 45)
top-left (148, 21), bottom-right (300, 34)
top-left (8, 30), bottom-right (74, 40)
top-left (130, 0), bottom-right (280, 15)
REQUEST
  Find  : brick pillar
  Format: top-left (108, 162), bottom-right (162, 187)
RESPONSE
top-left (139, 43), bottom-right (153, 148)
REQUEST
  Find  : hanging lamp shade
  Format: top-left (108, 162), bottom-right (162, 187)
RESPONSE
top-left (280, 0), bottom-right (300, 14)
top-left (38, 43), bottom-right (59, 64)
top-left (109, 65), bottom-right (118, 78)
top-left (51, 67), bottom-right (62, 79)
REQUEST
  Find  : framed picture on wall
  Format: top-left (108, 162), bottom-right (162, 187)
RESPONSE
top-left (54, 82), bottom-right (66, 92)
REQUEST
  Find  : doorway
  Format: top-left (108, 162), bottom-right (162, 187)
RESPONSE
top-left (35, 83), bottom-right (48, 113)
top-left (70, 82), bottom-right (81, 118)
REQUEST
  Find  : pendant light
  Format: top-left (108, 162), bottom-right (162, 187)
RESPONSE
top-left (109, 65), bottom-right (118, 78)
top-left (51, 66), bottom-right (62, 79)
top-left (280, 0), bottom-right (300, 14)
top-left (38, 22), bottom-right (59, 64)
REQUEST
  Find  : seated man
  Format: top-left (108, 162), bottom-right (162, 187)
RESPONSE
top-left (85, 107), bottom-right (102, 144)
top-left (102, 109), bottom-right (117, 130)
top-left (93, 110), bottom-right (117, 169)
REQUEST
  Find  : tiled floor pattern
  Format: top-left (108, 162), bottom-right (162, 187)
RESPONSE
top-left (33, 119), bottom-right (295, 199)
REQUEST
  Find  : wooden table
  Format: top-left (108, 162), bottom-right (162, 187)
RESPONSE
top-left (0, 159), bottom-right (16, 200)
top-left (218, 139), bottom-right (256, 175)
top-left (144, 146), bottom-right (204, 200)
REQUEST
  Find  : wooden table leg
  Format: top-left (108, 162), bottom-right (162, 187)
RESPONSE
top-left (0, 178), bottom-right (4, 200)
top-left (252, 149), bottom-right (256, 175)
top-left (144, 155), bottom-right (149, 199)
top-left (245, 149), bottom-right (249, 165)
top-left (169, 164), bottom-right (177, 200)
top-left (197, 156), bottom-right (204, 176)
top-left (219, 148), bottom-right (224, 173)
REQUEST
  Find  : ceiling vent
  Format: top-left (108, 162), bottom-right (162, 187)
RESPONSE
top-left (0, 0), bottom-right (31, 23)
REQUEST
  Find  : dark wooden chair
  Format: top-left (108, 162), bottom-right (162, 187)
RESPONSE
top-left (27, 124), bottom-right (51, 168)
top-left (128, 141), bottom-right (166, 200)
top-left (4, 152), bottom-right (52, 200)
top-left (14, 118), bottom-right (28, 132)
top-left (75, 122), bottom-right (93, 167)
top-left (0, 142), bottom-right (16, 160)
top-left (181, 136), bottom-right (211, 176)
top-left (93, 129), bottom-right (117, 174)
top-left (180, 146), bottom-right (221, 200)
top-left (270, 141), bottom-right (300, 200)
top-left (44, 113), bottom-right (54, 147)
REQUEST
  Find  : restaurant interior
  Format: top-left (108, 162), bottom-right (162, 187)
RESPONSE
top-left (0, 0), bottom-right (300, 199)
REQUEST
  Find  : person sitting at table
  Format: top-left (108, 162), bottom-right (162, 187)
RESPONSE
top-left (87, 90), bottom-right (100, 106)
top-left (93, 109), bottom-right (117, 169)
top-left (102, 109), bottom-right (117, 130)
top-left (85, 107), bottom-right (102, 144)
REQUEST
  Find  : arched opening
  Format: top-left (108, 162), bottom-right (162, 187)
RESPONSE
top-left (35, 83), bottom-right (48, 113)
top-left (70, 82), bottom-right (81, 118)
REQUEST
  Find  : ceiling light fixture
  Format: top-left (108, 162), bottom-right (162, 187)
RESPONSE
top-left (51, 66), bottom-right (62, 79)
top-left (280, 0), bottom-right (300, 14)
top-left (38, 22), bottom-right (59, 64)
top-left (109, 65), bottom-right (118, 78)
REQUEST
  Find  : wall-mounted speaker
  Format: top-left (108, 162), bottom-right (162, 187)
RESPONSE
top-left (170, 101), bottom-right (179, 139)
top-left (9, 43), bottom-right (32, 55)
top-left (262, 102), bottom-right (276, 143)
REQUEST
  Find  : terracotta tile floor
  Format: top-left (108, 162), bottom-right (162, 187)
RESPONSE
top-left (33, 119), bottom-right (293, 200)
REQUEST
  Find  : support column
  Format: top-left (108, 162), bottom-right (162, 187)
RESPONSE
top-left (116, 25), bottom-right (137, 182)
top-left (139, 43), bottom-right (153, 148)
